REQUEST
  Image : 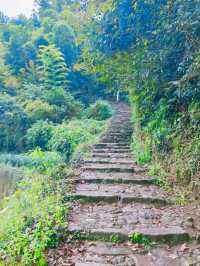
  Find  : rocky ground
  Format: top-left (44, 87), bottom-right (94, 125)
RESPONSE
top-left (48, 103), bottom-right (200, 266)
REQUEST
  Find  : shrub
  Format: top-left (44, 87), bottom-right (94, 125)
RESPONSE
top-left (44, 88), bottom-right (83, 121)
top-left (131, 135), bottom-right (152, 164)
top-left (25, 120), bottom-right (54, 150)
top-left (25, 100), bottom-right (57, 123)
top-left (0, 170), bottom-right (68, 265)
top-left (0, 94), bottom-right (29, 151)
top-left (86, 100), bottom-right (113, 120)
top-left (0, 150), bottom-right (63, 172)
top-left (48, 119), bottom-right (106, 161)
top-left (28, 148), bottom-right (64, 172)
top-left (48, 123), bottom-right (90, 161)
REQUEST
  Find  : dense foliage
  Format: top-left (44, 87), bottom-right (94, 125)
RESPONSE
top-left (0, 0), bottom-right (199, 264)
top-left (0, 2), bottom-right (114, 264)
top-left (74, 0), bottom-right (200, 186)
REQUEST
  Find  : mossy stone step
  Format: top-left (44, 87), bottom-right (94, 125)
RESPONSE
top-left (83, 163), bottom-right (146, 174)
top-left (84, 158), bottom-right (134, 165)
top-left (79, 171), bottom-right (156, 185)
top-left (57, 241), bottom-right (200, 266)
top-left (94, 143), bottom-right (130, 149)
top-left (83, 164), bottom-right (135, 173)
top-left (71, 183), bottom-right (170, 205)
top-left (68, 202), bottom-right (191, 243)
top-left (95, 142), bottom-right (130, 147)
top-left (92, 153), bottom-right (132, 159)
top-left (92, 149), bottom-right (131, 154)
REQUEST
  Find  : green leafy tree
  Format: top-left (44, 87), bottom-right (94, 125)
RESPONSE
top-left (37, 44), bottom-right (69, 90)
top-left (52, 22), bottom-right (77, 66)
top-left (0, 43), bottom-right (11, 92)
top-left (25, 120), bottom-right (54, 150)
top-left (0, 94), bottom-right (29, 151)
top-left (25, 99), bottom-right (57, 122)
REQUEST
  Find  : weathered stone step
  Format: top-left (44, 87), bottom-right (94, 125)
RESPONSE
top-left (55, 241), bottom-right (200, 266)
top-left (106, 133), bottom-right (132, 137)
top-left (83, 163), bottom-right (145, 174)
top-left (84, 158), bottom-right (134, 165)
top-left (71, 183), bottom-right (170, 205)
top-left (68, 203), bottom-right (190, 243)
top-left (110, 125), bottom-right (131, 128)
top-left (109, 125), bottom-right (131, 129)
top-left (102, 134), bottom-right (131, 138)
top-left (105, 134), bottom-right (131, 138)
top-left (102, 135), bottom-right (132, 140)
top-left (101, 139), bottom-right (131, 143)
top-left (92, 153), bottom-right (132, 159)
top-left (73, 242), bottom-right (136, 266)
top-left (83, 163), bottom-right (134, 173)
top-left (111, 120), bottom-right (131, 123)
top-left (101, 137), bottom-right (131, 142)
top-left (103, 131), bottom-right (131, 135)
top-left (92, 148), bottom-right (131, 154)
top-left (79, 172), bottom-right (156, 185)
top-left (94, 143), bottom-right (130, 149)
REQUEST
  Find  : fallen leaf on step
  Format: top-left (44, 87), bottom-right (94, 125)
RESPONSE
top-left (169, 254), bottom-right (178, 259)
top-left (180, 243), bottom-right (189, 252)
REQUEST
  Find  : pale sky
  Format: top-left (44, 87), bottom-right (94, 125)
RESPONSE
top-left (0, 0), bottom-right (35, 18)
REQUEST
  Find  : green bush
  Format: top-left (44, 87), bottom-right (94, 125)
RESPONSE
top-left (43, 88), bottom-right (83, 121)
top-left (28, 148), bottom-right (64, 172)
top-left (86, 100), bottom-right (113, 121)
top-left (0, 94), bottom-right (30, 152)
top-left (25, 120), bottom-right (54, 150)
top-left (25, 100), bottom-right (57, 123)
top-left (131, 134), bottom-right (152, 164)
top-left (48, 119), bottom-right (105, 161)
top-left (48, 123), bottom-right (90, 161)
top-left (0, 170), bottom-right (68, 265)
top-left (0, 150), bottom-right (63, 172)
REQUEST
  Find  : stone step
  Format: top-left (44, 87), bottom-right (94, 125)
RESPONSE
top-left (92, 149), bottom-right (131, 154)
top-left (103, 134), bottom-right (132, 138)
top-left (83, 163), bottom-right (145, 174)
top-left (102, 135), bottom-right (132, 140)
top-left (112, 120), bottom-right (131, 123)
top-left (108, 125), bottom-right (132, 129)
top-left (71, 183), bottom-right (170, 205)
top-left (109, 126), bottom-right (131, 130)
top-left (106, 133), bottom-right (131, 137)
top-left (92, 153), bottom-right (132, 159)
top-left (83, 163), bottom-right (135, 173)
top-left (84, 158), bottom-right (134, 165)
top-left (105, 131), bottom-right (131, 135)
top-left (101, 140), bottom-right (131, 143)
top-left (101, 137), bottom-right (131, 142)
top-left (111, 120), bottom-right (131, 123)
top-left (94, 143), bottom-right (130, 149)
top-left (104, 131), bottom-right (131, 134)
top-left (53, 241), bottom-right (200, 266)
top-left (68, 203), bottom-right (190, 243)
top-left (79, 172), bottom-right (156, 185)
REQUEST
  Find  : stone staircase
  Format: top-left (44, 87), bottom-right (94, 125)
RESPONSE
top-left (52, 103), bottom-right (200, 265)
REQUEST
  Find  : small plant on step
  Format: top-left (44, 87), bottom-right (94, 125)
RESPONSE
top-left (110, 234), bottom-right (121, 243)
top-left (175, 190), bottom-right (189, 205)
top-left (153, 177), bottom-right (171, 191)
top-left (129, 232), bottom-right (154, 248)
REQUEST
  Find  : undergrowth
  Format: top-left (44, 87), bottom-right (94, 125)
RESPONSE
top-left (0, 169), bottom-right (69, 265)
top-left (0, 111), bottom-right (111, 265)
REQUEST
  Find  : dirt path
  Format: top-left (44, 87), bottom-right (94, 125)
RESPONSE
top-left (49, 103), bottom-right (200, 266)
